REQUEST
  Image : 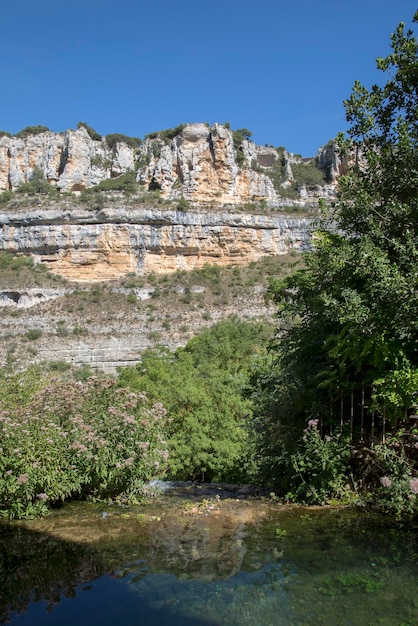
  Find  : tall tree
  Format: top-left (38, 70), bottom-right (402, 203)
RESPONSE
top-left (258, 12), bottom-right (418, 456)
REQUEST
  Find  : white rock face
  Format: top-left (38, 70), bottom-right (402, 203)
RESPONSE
top-left (0, 289), bottom-right (65, 308)
top-left (1, 132), bottom-right (65, 189)
top-left (0, 123), bottom-right (336, 206)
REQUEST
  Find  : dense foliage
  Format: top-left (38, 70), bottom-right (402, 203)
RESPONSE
top-left (0, 370), bottom-right (169, 518)
top-left (106, 133), bottom-right (142, 150)
top-left (144, 124), bottom-right (186, 143)
top-left (250, 13), bottom-right (418, 511)
top-left (15, 126), bottom-right (50, 139)
top-left (82, 171), bottom-right (138, 196)
top-left (1, 15), bottom-right (417, 521)
top-left (118, 317), bottom-right (271, 482)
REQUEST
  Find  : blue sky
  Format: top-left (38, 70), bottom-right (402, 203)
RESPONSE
top-left (1, 1), bottom-right (417, 156)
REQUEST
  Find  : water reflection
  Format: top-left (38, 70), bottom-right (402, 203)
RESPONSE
top-left (1, 497), bottom-right (418, 625)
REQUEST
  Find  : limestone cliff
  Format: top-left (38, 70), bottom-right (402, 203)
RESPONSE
top-left (0, 123), bottom-right (338, 206)
top-left (0, 206), bottom-right (311, 281)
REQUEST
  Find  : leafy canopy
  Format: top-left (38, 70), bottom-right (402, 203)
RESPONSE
top-left (118, 317), bottom-right (271, 482)
top-left (252, 12), bottom-right (418, 496)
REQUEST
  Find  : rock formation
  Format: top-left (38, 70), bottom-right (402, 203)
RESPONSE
top-left (0, 123), bottom-right (338, 206)
top-left (0, 206), bottom-right (311, 281)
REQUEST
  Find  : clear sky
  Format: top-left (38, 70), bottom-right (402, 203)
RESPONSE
top-left (1, 1), bottom-right (417, 156)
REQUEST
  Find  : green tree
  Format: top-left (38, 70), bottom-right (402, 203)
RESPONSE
top-left (118, 318), bottom-right (271, 482)
top-left (252, 13), bottom-right (418, 497)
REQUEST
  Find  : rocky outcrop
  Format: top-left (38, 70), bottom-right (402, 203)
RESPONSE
top-left (0, 206), bottom-right (311, 281)
top-left (0, 124), bottom-right (337, 207)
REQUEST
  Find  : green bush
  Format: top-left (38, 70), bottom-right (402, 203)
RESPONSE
top-left (177, 195), bottom-right (190, 211)
top-left (77, 121), bottom-right (102, 141)
top-left (291, 161), bottom-right (326, 186)
top-left (16, 167), bottom-right (58, 197)
top-left (145, 124), bottom-right (186, 143)
top-left (370, 434), bottom-right (418, 518)
top-left (288, 421), bottom-right (351, 504)
top-left (236, 150), bottom-right (245, 167)
top-left (0, 131), bottom-right (12, 139)
top-left (232, 128), bottom-right (252, 168)
top-left (25, 329), bottom-right (42, 341)
top-left (232, 128), bottom-right (252, 149)
top-left (0, 253), bottom-right (34, 270)
top-left (106, 133), bottom-right (142, 150)
top-left (48, 360), bottom-right (71, 372)
top-left (92, 171), bottom-right (138, 195)
top-left (279, 183), bottom-right (300, 199)
top-left (266, 156), bottom-right (288, 190)
top-left (15, 126), bottom-right (49, 139)
top-left (0, 376), bottom-right (169, 519)
top-left (0, 191), bottom-right (13, 204)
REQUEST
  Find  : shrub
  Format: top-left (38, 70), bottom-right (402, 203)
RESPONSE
top-left (291, 161), bottom-right (326, 186)
top-left (0, 191), bottom-right (13, 204)
top-left (79, 189), bottom-right (105, 208)
top-left (232, 128), bottom-right (252, 149)
top-left (0, 376), bottom-right (169, 518)
top-left (370, 434), bottom-right (418, 518)
top-left (48, 360), bottom-right (71, 372)
top-left (77, 121), bottom-right (102, 141)
top-left (16, 167), bottom-right (57, 197)
top-left (91, 154), bottom-right (112, 169)
top-left (232, 128), bottom-right (252, 168)
top-left (265, 154), bottom-right (289, 191)
top-left (94, 172), bottom-right (138, 195)
top-left (106, 133), bottom-right (142, 150)
top-left (279, 183), bottom-right (300, 199)
top-left (85, 171), bottom-right (138, 196)
top-left (0, 131), bottom-right (12, 139)
top-left (0, 253), bottom-right (34, 270)
top-left (118, 317), bottom-right (271, 482)
top-left (236, 150), bottom-right (245, 167)
top-left (288, 421), bottom-right (351, 504)
top-left (145, 124), bottom-right (186, 143)
top-left (15, 126), bottom-right (49, 139)
top-left (25, 329), bottom-right (42, 341)
top-left (177, 195), bottom-right (190, 211)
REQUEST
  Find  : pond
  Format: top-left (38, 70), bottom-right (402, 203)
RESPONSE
top-left (1, 483), bottom-right (418, 625)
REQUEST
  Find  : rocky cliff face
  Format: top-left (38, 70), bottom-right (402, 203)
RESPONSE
top-left (0, 123), bottom-right (338, 206)
top-left (0, 206), bottom-right (311, 281)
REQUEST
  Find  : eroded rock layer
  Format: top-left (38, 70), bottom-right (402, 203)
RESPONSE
top-left (0, 207), bottom-right (311, 281)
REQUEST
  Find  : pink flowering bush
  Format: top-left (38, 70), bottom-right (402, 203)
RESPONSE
top-left (0, 376), bottom-right (169, 519)
top-left (373, 435), bottom-right (418, 517)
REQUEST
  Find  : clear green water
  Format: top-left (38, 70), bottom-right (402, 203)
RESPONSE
top-left (1, 497), bottom-right (418, 625)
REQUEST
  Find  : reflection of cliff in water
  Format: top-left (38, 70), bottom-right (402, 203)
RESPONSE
top-left (0, 522), bottom-right (106, 621)
top-left (0, 493), bottom-right (270, 622)
top-left (2, 493), bottom-right (418, 625)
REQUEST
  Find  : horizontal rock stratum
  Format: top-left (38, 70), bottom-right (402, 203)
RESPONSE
top-left (0, 206), bottom-right (312, 281)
